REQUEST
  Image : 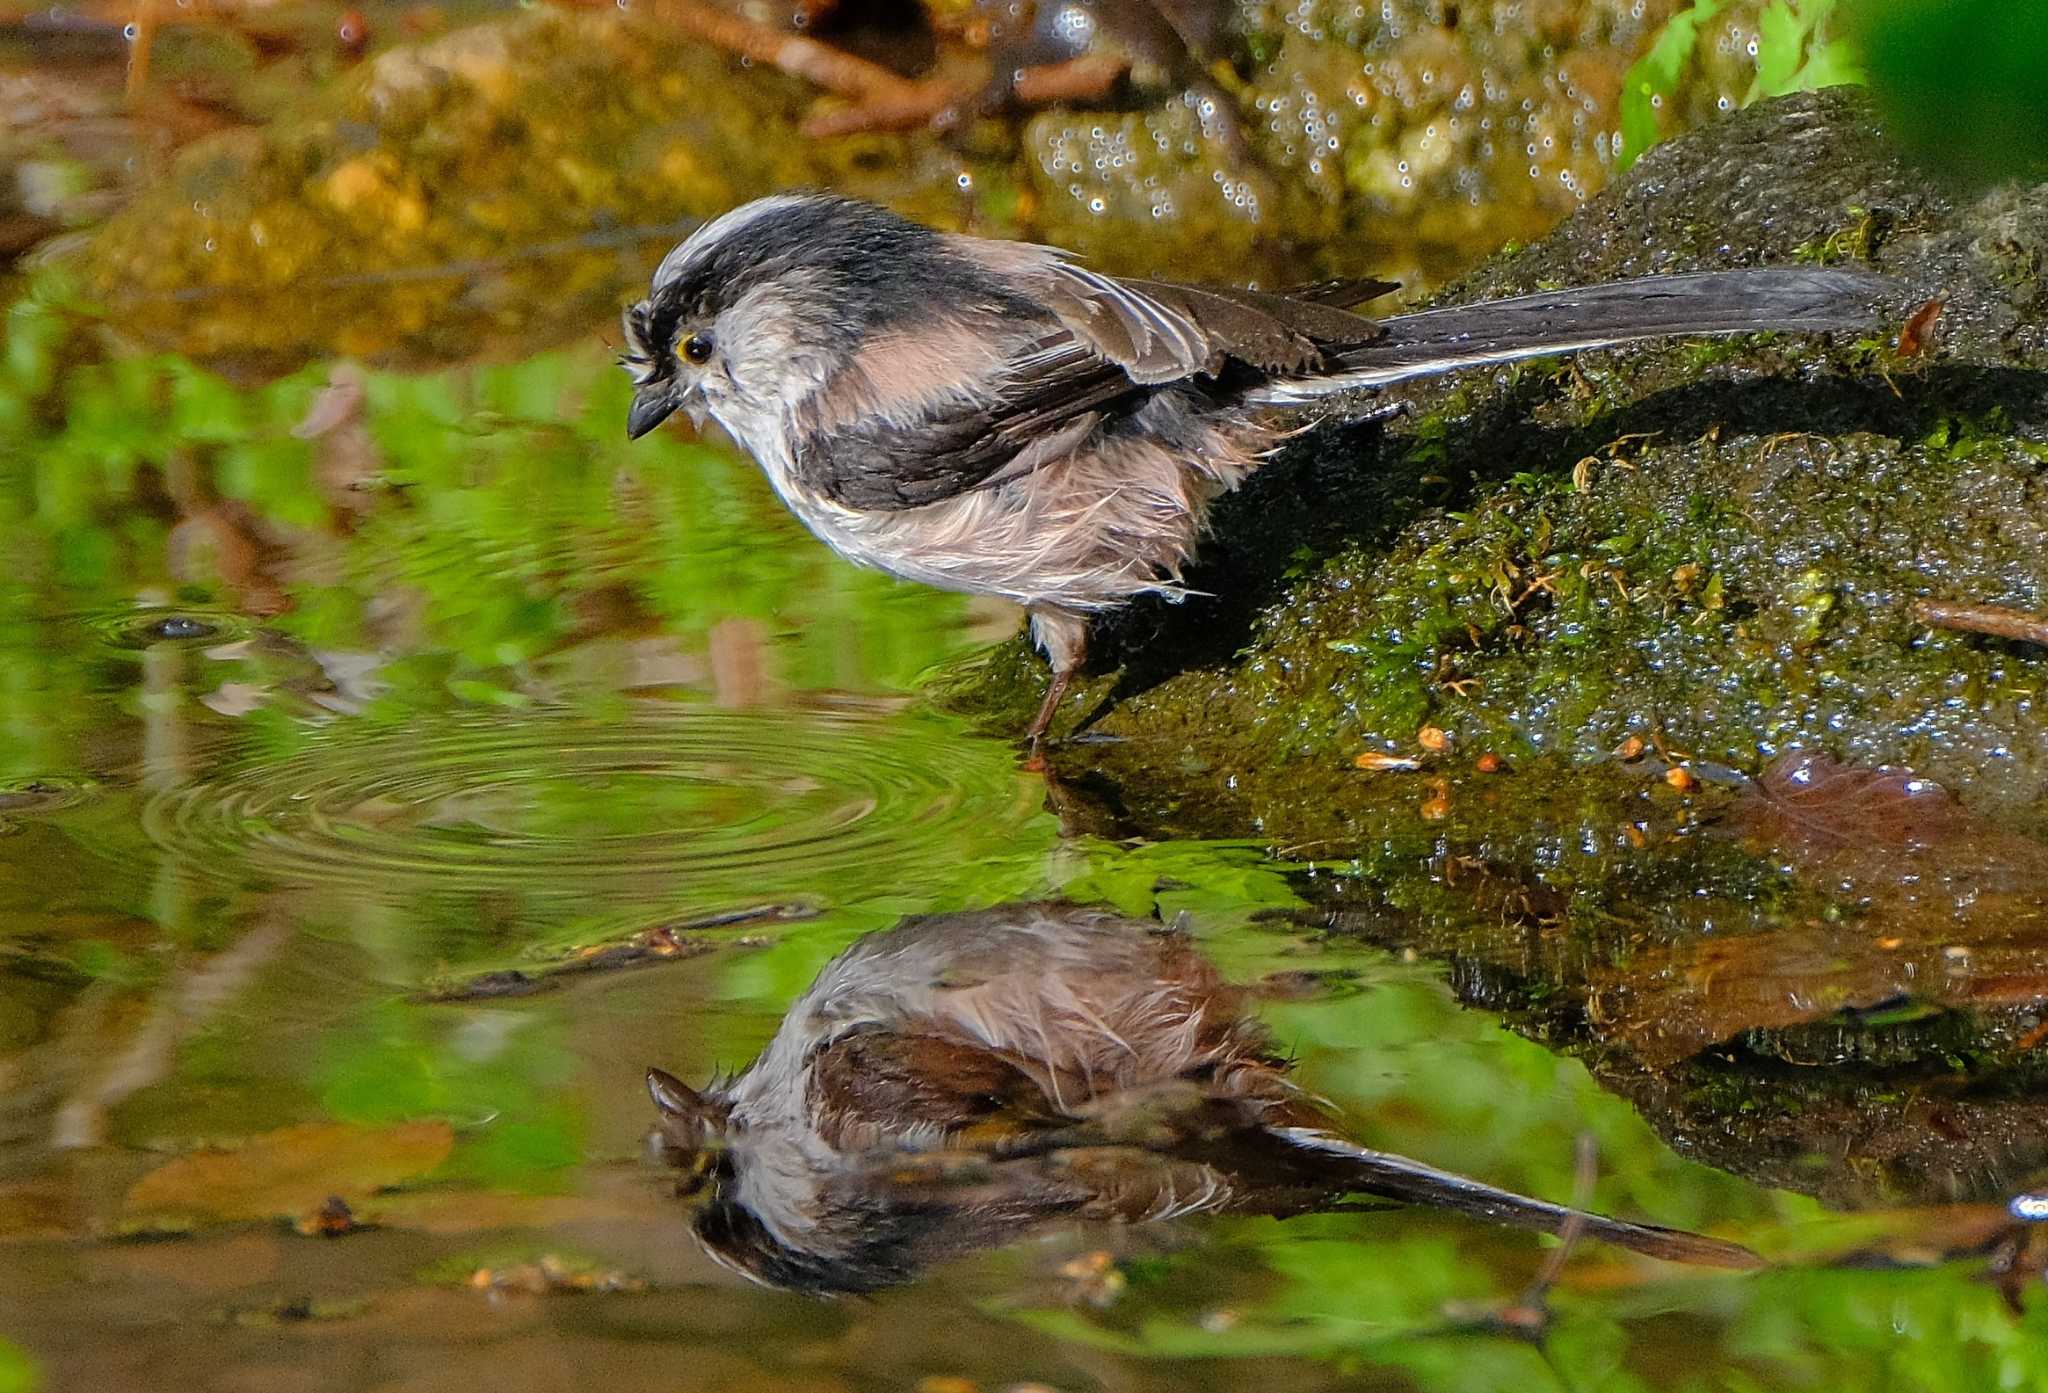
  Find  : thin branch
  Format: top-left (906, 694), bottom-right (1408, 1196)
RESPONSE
top-left (1915, 598), bottom-right (2048, 647)
top-left (650, 0), bottom-right (930, 105)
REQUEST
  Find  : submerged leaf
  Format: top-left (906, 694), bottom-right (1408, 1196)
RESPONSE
top-left (1737, 750), bottom-right (1969, 850)
top-left (124, 1122), bottom-right (454, 1225)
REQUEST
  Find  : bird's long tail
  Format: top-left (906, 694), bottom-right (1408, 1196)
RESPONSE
top-left (1272, 1126), bottom-right (1766, 1269)
top-left (1249, 267), bottom-right (1891, 405)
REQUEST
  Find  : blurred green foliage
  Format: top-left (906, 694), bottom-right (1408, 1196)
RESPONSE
top-left (1855, 0), bottom-right (2048, 186)
top-left (1620, 0), bottom-right (1864, 170)
top-left (1622, 0), bottom-right (2046, 185)
top-left (1619, 0), bottom-right (1729, 171)
top-left (0, 1341), bottom-right (37, 1393)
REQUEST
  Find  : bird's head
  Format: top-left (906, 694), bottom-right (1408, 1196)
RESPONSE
top-left (645, 1066), bottom-right (734, 1200)
top-left (620, 192), bottom-right (1000, 455)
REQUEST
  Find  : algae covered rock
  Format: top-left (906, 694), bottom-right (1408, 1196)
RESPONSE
top-left (960, 87), bottom-right (2047, 816)
top-left (1017, 0), bottom-right (1750, 287)
top-left (942, 88), bottom-right (2048, 1205)
top-left (76, 9), bottom-right (960, 373)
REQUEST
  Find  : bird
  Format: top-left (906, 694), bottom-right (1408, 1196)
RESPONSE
top-left (644, 902), bottom-right (1762, 1292)
top-left (620, 192), bottom-right (1888, 755)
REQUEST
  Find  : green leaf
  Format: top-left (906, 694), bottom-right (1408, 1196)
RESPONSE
top-left (1752, 2), bottom-right (1810, 99)
top-left (1617, 0), bottom-right (1724, 171)
top-left (1798, 40), bottom-right (1867, 90)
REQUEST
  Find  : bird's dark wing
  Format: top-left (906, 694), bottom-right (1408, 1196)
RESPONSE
top-left (789, 335), bottom-right (1140, 510)
top-left (805, 1030), bottom-right (1067, 1147)
top-left (1287, 276), bottom-right (1408, 309)
top-left (789, 267), bottom-right (1400, 511)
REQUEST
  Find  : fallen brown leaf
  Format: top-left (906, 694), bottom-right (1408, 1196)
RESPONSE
top-left (125, 1121), bottom-right (454, 1225)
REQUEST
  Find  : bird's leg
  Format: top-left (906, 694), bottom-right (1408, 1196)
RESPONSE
top-left (1023, 609), bottom-right (1088, 770)
top-left (1024, 664), bottom-right (1076, 768)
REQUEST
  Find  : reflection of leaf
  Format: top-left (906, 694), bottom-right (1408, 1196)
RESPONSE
top-left (318, 1002), bottom-right (585, 1192)
top-left (417, 1249), bottom-right (644, 1294)
top-left (124, 1121), bottom-right (454, 1224)
top-left (1056, 840), bottom-right (1305, 921)
top-left (1738, 750), bottom-right (1969, 850)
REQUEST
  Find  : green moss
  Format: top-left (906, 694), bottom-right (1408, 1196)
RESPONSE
top-left (946, 90), bottom-right (2048, 818)
top-left (934, 91), bottom-right (2048, 1205)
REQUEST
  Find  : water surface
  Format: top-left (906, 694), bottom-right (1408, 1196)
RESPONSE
top-left (2, 313), bottom-right (2043, 1393)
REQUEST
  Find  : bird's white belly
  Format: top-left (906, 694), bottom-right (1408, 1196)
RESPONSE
top-left (734, 416), bottom-right (1253, 614)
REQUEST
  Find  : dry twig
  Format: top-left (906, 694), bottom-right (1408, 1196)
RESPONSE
top-left (1915, 598), bottom-right (2048, 647)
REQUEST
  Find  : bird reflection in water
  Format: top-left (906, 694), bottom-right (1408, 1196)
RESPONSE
top-left (646, 903), bottom-right (1761, 1293)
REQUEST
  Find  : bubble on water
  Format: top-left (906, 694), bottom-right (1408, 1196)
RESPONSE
top-left (84, 607), bottom-right (247, 651)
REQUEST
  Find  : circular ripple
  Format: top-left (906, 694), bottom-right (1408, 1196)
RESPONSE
top-left (0, 776), bottom-right (94, 815)
top-left (141, 701), bottom-right (1035, 906)
top-left (84, 606), bottom-right (251, 651)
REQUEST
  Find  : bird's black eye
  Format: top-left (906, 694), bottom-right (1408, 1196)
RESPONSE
top-left (682, 332), bottom-right (714, 365)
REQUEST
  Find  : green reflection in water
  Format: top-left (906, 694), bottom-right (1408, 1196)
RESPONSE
top-left (997, 949), bottom-right (2048, 1389)
top-left (0, 1340), bottom-right (34, 1393)
top-left (2, 277), bottom-right (2044, 1390)
top-left (0, 277), bottom-right (1068, 1199)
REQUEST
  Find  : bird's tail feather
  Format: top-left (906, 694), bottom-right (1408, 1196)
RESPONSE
top-left (1272, 1126), bottom-right (1765, 1269)
top-left (1248, 268), bottom-right (1890, 404)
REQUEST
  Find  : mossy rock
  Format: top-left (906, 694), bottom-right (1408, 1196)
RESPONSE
top-left (75, 9), bottom-right (962, 373)
top-left (940, 88), bottom-right (2048, 1206)
top-left (951, 87), bottom-right (2048, 817)
top-left (72, 0), bottom-right (1795, 369)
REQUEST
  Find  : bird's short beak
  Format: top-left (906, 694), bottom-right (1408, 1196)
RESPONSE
top-left (627, 384), bottom-right (680, 440)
